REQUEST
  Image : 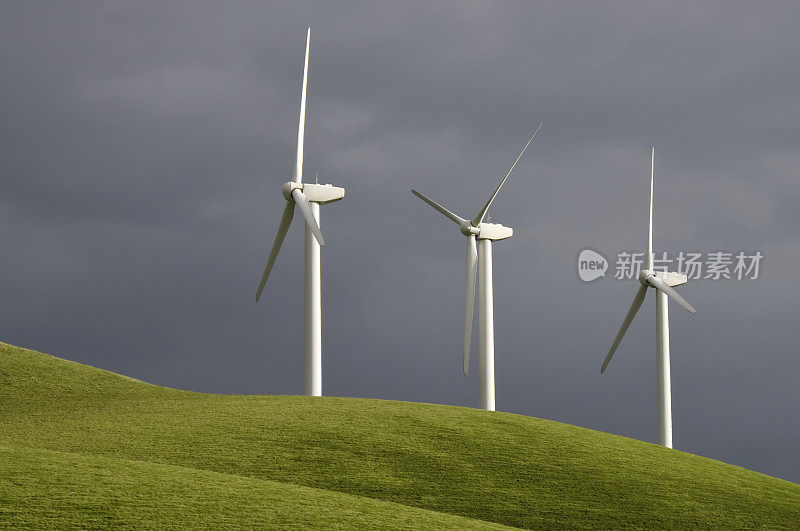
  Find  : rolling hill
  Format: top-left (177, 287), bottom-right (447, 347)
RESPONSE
top-left (1, 341), bottom-right (798, 528)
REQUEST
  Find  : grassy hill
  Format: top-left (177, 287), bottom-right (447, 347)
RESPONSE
top-left (1, 341), bottom-right (799, 529)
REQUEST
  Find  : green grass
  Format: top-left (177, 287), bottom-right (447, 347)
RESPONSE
top-left (0, 445), bottom-right (506, 529)
top-left (1, 341), bottom-right (799, 529)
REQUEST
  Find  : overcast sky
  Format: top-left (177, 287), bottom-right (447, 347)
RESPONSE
top-left (2, 1), bottom-right (799, 482)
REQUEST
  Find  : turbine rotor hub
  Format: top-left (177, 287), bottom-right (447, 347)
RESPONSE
top-left (281, 181), bottom-right (303, 200)
top-left (460, 221), bottom-right (480, 236)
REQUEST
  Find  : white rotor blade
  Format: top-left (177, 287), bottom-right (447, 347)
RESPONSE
top-left (646, 275), bottom-right (696, 314)
top-left (601, 284), bottom-right (648, 373)
top-left (412, 190), bottom-right (467, 225)
top-left (464, 234), bottom-right (477, 376)
top-left (293, 27), bottom-right (310, 184)
top-left (291, 188), bottom-right (324, 246)
top-left (256, 201), bottom-right (295, 301)
top-left (471, 122), bottom-right (542, 227)
top-left (647, 146), bottom-right (654, 270)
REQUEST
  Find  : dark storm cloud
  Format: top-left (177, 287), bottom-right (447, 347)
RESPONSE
top-left (1, 1), bottom-right (799, 482)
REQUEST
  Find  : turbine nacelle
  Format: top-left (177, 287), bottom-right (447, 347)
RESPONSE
top-left (458, 220), bottom-right (512, 240)
top-left (282, 181), bottom-right (346, 204)
top-left (638, 269), bottom-right (688, 288)
top-left (478, 222), bottom-right (513, 241)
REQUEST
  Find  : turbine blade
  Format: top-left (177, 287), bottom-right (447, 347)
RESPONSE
top-left (411, 190), bottom-right (467, 225)
top-left (464, 234), bottom-right (478, 376)
top-left (471, 122), bottom-right (542, 227)
top-left (256, 201), bottom-right (295, 301)
top-left (601, 284), bottom-right (648, 373)
top-left (646, 275), bottom-right (696, 314)
top-left (293, 28), bottom-right (311, 184)
top-left (647, 146), bottom-right (654, 270)
top-left (292, 188), bottom-right (324, 246)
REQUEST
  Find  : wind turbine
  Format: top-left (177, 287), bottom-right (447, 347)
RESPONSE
top-left (412, 123), bottom-right (542, 411)
top-left (255, 28), bottom-right (344, 397)
top-left (600, 147), bottom-right (695, 448)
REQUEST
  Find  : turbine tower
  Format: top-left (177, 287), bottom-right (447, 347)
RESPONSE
top-left (256, 28), bottom-right (344, 397)
top-left (412, 123), bottom-right (542, 411)
top-left (600, 147), bottom-right (695, 448)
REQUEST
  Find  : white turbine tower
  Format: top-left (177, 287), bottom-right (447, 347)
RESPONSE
top-left (412, 123), bottom-right (542, 411)
top-left (256, 28), bottom-right (344, 397)
top-left (600, 147), bottom-right (695, 448)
